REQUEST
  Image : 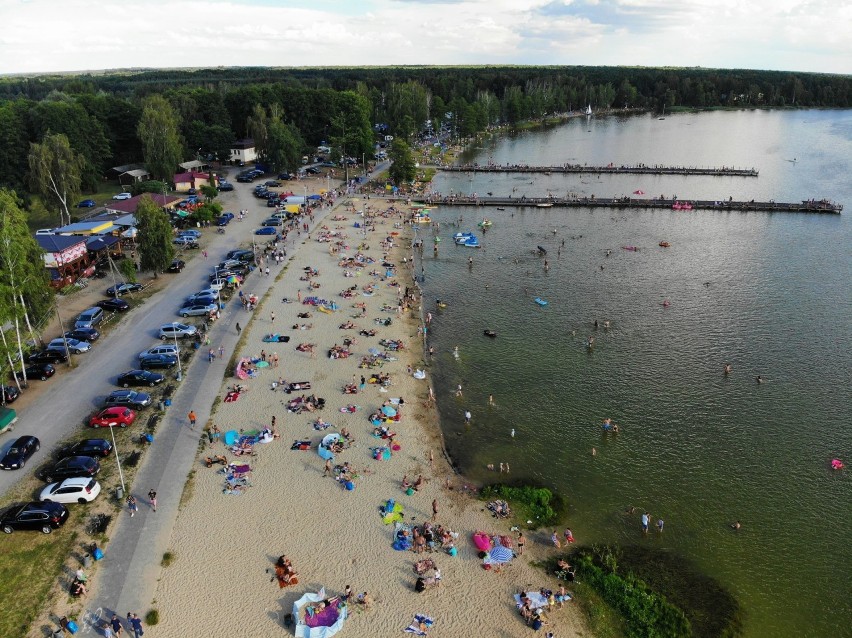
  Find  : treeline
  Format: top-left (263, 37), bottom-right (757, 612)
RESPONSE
top-left (2, 65), bottom-right (851, 195)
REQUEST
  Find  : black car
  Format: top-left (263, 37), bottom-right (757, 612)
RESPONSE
top-left (40, 456), bottom-right (100, 484)
top-left (1, 501), bottom-right (68, 534)
top-left (236, 174), bottom-right (253, 183)
top-left (1, 385), bottom-right (20, 404)
top-left (266, 198), bottom-right (278, 207)
top-left (264, 180), bottom-right (280, 187)
top-left (64, 328), bottom-right (100, 342)
top-left (306, 167), bottom-right (321, 174)
top-left (216, 216), bottom-right (232, 227)
top-left (103, 389), bottom-right (151, 409)
top-left (167, 259), bottom-right (186, 273)
top-left (217, 182), bottom-right (234, 192)
top-left (139, 354), bottom-right (178, 370)
top-left (0, 435), bottom-right (40, 470)
top-left (27, 350), bottom-right (68, 365)
top-left (57, 438), bottom-right (113, 459)
top-left (105, 282), bottom-right (143, 296)
top-left (116, 369), bottom-right (165, 387)
top-left (97, 298), bottom-right (130, 312)
top-left (278, 172), bottom-right (291, 180)
top-left (226, 249), bottom-right (255, 263)
top-left (24, 362), bottom-right (56, 381)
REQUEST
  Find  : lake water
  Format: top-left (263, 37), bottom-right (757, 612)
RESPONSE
top-left (421, 110), bottom-right (852, 637)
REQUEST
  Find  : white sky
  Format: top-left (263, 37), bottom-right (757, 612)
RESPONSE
top-left (1, 0), bottom-right (850, 75)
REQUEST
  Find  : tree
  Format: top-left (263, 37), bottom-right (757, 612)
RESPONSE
top-left (388, 139), bottom-right (416, 184)
top-left (131, 180), bottom-right (168, 196)
top-left (28, 133), bottom-right (85, 227)
top-left (118, 258), bottom-right (137, 283)
top-left (0, 189), bottom-right (54, 384)
top-left (138, 96), bottom-right (184, 181)
top-left (199, 184), bottom-right (218, 201)
top-left (267, 119), bottom-right (304, 173)
top-left (246, 104), bottom-right (270, 160)
top-left (134, 195), bottom-right (174, 277)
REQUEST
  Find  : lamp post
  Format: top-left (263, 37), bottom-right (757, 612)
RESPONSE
top-left (109, 423), bottom-right (126, 495)
top-left (53, 301), bottom-right (72, 366)
top-left (173, 328), bottom-right (183, 381)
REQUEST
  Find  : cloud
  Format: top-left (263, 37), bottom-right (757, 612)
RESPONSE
top-left (0, 0), bottom-right (848, 74)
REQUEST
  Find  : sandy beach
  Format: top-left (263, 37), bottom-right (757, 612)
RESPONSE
top-left (151, 196), bottom-right (586, 637)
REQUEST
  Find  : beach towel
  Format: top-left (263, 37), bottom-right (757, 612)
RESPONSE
top-left (291, 440), bottom-right (311, 450)
top-left (513, 591), bottom-right (551, 609)
top-left (224, 392), bottom-right (240, 402)
top-left (403, 614), bottom-right (434, 636)
top-left (382, 501), bottom-right (404, 525)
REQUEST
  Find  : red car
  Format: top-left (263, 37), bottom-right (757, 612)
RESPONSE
top-left (89, 406), bottom-right (136, 428)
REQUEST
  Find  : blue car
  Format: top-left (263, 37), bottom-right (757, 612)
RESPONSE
top-left (255, 227), bottom-right (277, 236)
top-left (216, 216), bottom-right (231, 227)
top-left (76, 199), bottom-right (96, 208)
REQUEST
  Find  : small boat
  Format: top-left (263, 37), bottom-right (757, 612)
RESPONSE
top-left (537, 245), bottom-right (547, 255)
top-left (536, 203), bottom-right (553, 208)
top-left (534, 297), bottom-right (548, 306)
top-left (659, 241), bottom-right (670, 248)
top-left (462, 235), bottom-right (480, 248)
top-left (478, 219), bottom-right (493, 228)
top-left (496, 207), bottom-right (506, 211)
top-left (585, 104), bottom-right (592, 116)
top-left (622, 246), bottom-right (639, 251)
top-left (483, 329), bottom-right (497, 338)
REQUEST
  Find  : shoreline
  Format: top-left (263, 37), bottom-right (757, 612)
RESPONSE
top-left (149, 195), bottom-right (586, 637)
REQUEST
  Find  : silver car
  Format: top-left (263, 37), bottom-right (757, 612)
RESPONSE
top-left (139, 344), bottom-right (180, 360)
top-left (158, 322), bottom-right (198, 340)
top-left (46, 338), bottom-right (91, 354)
top-left (178, 303), bottom-right (217, 318)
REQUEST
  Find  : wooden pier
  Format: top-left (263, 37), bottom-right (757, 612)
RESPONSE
top-left (420, 196), bottom-right (842, 214)
top-left (441, 164), bottom-right (759, 177)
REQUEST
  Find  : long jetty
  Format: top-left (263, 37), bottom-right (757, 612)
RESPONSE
top-left (420, 195), bottom-right (842, 214)
top-left (441, 164), bottom-right (759, 177)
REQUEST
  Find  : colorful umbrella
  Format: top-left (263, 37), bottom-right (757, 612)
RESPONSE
top-left (633, 189), bottom-right (645, 195)
top-left (227, 275), bottom-right (239, 283)
top-left (382, 406), bottom-right (397, 417)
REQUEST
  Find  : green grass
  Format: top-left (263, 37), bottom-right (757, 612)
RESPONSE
top-left (0, 520), bottom-right (80, 637)
top-left (573, 581), bottom-right (627, 638)
top-left (479, 483), bottom-right (566, 528)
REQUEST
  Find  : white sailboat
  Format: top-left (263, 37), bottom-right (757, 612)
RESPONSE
top-left (585, 104), bottom-right (592, 116)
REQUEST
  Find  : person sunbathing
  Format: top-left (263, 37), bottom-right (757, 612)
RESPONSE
top-left (343, 384), bottom-right (358, 394)
top-left (413, 475), bottom-right (424, 491)
top-left (70, 580), bottom-right (87, 597)
top-left (402, 475), bottom-right (412, 489)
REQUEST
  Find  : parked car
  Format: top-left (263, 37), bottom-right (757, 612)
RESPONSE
top-left (187, 187), bottom-right (197, 195)
top-left (116, 369), bottom-right (165, 387)
top-left (96, 298), bottom-right (130, 312)
top-left (0, 501), bottom-right (69, 534)
top-left (112, 192), bottom-right (132, 200)
top-left (236, 174), bottom-right (253, 183)
top-left (1, 385), bottom-right (20, 404)
top-left (57, 438), bottom-right (113, 459)
top-left (220, 212), bottom-right (235, 222)
top-left (216, 259), bottom-right (241, 271)
top-left (76, 199), bottom-right (96, 208)
top-left (173, 236), bottom-right (199, 247)
top-left (178, 302), bottom-right (217, 317)
top-left (227, 249), bottom-right (255, 262)
top-left (27, 350), bottom-right (68, 365)
top-left (262, 217), bottom-right (283, 227)
top-left (278, 172), bottom-right (291, 180)
top-left (264, 180), bottom-right (280, 187)
top-left (217, 181), bottom-right (234, 191)
top-left (89, 406), bottom-right (136, 428)
top-left (139, 354), bottom-right (178, 370)
top-left (166, 259), bottom-right (186, 273)
top-left (46, 338), bottom-right (91, 354)
top-left (39, 456), bottom-right (100, 484)
top-left (105, 282), bottom-right (143, 296)
top-left (216, 216), bottom-right (232, 227)
top-left (185, 293), bottom-right (218, 306)
top-left (39, 477), bottom-right (101, 504)
top-left (306, 167), bottom-right (321, 174)
top-left (23, 362), bottom-right (56, 381)
top-left (159, 322), bottom-right (197, 340)
top-left (74, 307), bottom-right (104, 329)
top-left (64, 328), bottom-right (100, 343)
top-left (0, 435), bottom-right (40, 470)
top-left (180, 229), bottom-right (202, 239)
top-left (255, 227), bottom-right (277, 235)
top-left (139, 344), bottom-right (179, 359)
top-left (103, 390), bottom-right (151, 409)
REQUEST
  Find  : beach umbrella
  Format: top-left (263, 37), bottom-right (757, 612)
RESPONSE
top-left (382, 405), bottom-right (397, 417)
top-left (224, 430), bottom-right (239, 446)
top-left (255, 360), bottom-right (269, 368)
top-left (308, 194), bottom-right (322, 200)
top-left (227, 275), bottom-right (239, 283)
top-left (633, 189), bottom-right (645, 195)
top-left (485, 544), bottom-right (514, 564)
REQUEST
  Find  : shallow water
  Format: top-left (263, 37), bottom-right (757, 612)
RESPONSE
top-left (422, 110), bottom-right (852, 637)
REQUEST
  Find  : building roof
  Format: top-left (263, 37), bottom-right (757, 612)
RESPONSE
top-left (179, 160), bottom-right (208, 171)
top-left (87, 213), bottom-right (137, 227)
top-left (54, 220), bottom-right (115, 235)
top-left (174, 171), bottom-right (211, 183)
top-left (110, 163), bottom-right (146, 175)
top-left (120, 168), bottom-right (151, 179)
top-left (232, 138), bottom-right (255, 149)
top-left (106, 194), bottom-right (181, 214)
top-left (86, 235), bottom-right (122, 251)
top-left (35, 234), bottom-right (87, 253)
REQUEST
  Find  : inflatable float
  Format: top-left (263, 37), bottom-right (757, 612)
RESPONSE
top-left (659, 241), bottom-right (671, 248)
top-left (534, 297), bottom-right (548, 306)
top-left (831, 458), bottom-right (844, 470)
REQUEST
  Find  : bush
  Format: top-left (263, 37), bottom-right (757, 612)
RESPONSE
top-left (145, 609), bottom-right (159, 625)
top-left (479, 483), bottom-right (564, 527)
top-left (161, 552), bottom-right (175, 567)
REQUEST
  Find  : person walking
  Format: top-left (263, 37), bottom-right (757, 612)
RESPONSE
top-left (127, 613), bottom-right (144, 637)
top-left (431, 498), bottom-right (439, 521)
top-left (188, 410), bottom-right (197, 429)
top-left (517, 531), bottom-right (526, 555)
top-left (464, 410), bottom-right (471, 424)
top-left (126, 494), bottom-right (138, 518)
top-left (271, 311), bottom-right (276, 323)
top-left (218, 345), bottom-right (225, 359)
top-left (235, 322), bottom-right (242, 335)
top-left (148, 489), bottom-right (157, 512)
top-left (208, 348), bottom-right (215, 363)
top-left (110, 614), bottom-right (124, 637)
top-left (323, 458), bottom-right (332, 477)
top-left (641, 512), bottom-right (650, 533)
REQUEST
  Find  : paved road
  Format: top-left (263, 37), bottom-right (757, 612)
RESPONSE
top-left (79, 178), bottom-right (342, 631)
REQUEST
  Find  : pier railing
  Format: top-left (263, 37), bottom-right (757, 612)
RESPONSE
top-left (420, 195), bottom-right (842, 214)
top-left (441, 164), bottom-right (759, 177)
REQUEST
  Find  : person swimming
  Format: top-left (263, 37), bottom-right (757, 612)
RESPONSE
top-left (731, 520), bottom-right (742, 530)
top-left (724, 364), bottom-right (733, 374)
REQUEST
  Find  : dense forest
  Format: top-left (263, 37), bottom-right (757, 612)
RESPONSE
top-left (1, 65), bottom-right (850, 195)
